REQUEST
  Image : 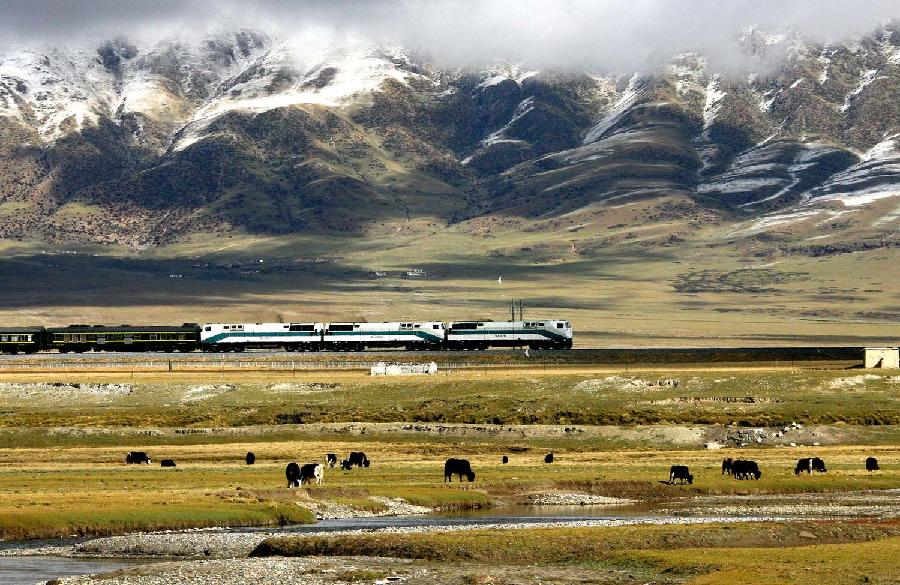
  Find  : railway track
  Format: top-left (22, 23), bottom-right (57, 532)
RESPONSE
top-left (0, 346), bottom-right (866, 372)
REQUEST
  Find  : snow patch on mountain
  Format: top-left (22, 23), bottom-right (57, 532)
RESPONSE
top-left (841, 68), bottom-right (880, 112)
top-left (583, 73), bottom-right (644, 144)
top-left (808, 135), bottom-right (899, 202)
top-left (703, 75), bottom-right (726, 128)
top-left (481, 96), bottom-right (534, 147)
top-left (817, 50), bottom-right (832, 84)
top-left (728, 209), bottom-right (823, 236)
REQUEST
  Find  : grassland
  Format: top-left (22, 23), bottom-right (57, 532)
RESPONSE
top-left (0, 362), bottom-right (895, 585)
top-left (0, 437), bottom-right (897, 541)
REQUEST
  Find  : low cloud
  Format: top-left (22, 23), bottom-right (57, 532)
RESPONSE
top-left (2, 0), bottom-right (898, 73)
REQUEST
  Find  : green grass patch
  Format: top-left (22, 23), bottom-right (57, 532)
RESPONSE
top-left (0, 500), bottom-right (314, 541)
top-left (254, 521), bottom-right (900, 584)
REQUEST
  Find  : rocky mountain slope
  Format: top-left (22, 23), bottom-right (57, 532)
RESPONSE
top-left (0, 23), bottom-right (897, 248)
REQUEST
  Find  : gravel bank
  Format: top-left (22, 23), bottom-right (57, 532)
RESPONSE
top-left (662, 490), bottom-right (900, 519)
top-left (55, 556), bottom-right (425, 585)
top-left (304, 497), bottom-right (432, 520)
top-left (70, 516), bottom-right (793, 559)
top-left (527, 493), bottom-right (636, 506)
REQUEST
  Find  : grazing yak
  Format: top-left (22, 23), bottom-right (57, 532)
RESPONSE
top-left (444, 458), bottom-right (476, 482)
top-left (326, 453), bottom-right (338, 468)
top-left (544, 452), bottom-right (554, 464)
top-left (721, 458), bottom-right (733, 475)
top-left (286, 462), bottom-right (324, 487)
top-left (794, 457), bottom-right (827, 475)
top-left (246, 452), bottom-right (255, 465)
top-left (866, 457), bottom-right (880, 472)
top-left (731, 459), bottom-right (761, 480)
top-left (348, 452), bottom-right (370, 468)
top-left (668, 465), bottom-right (693, 485)
top-left (160, 459), bottom-right (176, 468)
top-left (286, 462), bottom-right (301, 487)
top-left (502, 455), bottom-right (509, 464)
top-left (126, 451), bottom-right (151, 465)
top-left (300, 463), bottom-right (324, 486)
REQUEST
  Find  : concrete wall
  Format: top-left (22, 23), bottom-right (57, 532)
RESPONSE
top-left (865, 347), bottom-right (900, 369)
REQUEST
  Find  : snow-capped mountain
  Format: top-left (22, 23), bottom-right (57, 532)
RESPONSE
top-left (0, 23), bottom-right (897, 247)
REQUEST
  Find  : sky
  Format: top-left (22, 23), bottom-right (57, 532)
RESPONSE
top-left (1, 0), bottom-right (898, 72)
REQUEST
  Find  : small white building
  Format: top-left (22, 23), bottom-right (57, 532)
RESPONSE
top-left (370, 362), bottom-right (438, 376)
top-left (864, 347), bottom-right (899, 369)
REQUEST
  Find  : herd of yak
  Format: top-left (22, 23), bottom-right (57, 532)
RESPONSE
top-left (668, 456), bottom-right (881, 485)
top-left (124, 450), bottom-right (882, 488)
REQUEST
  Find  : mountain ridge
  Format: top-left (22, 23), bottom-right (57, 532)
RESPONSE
top-left (0, 23), bottom-right (897, 248)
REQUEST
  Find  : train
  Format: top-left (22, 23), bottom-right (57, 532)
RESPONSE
top-left (0, 319), bottom-right (574, 353)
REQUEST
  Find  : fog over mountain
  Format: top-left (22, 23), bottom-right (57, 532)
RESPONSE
top-left (3, 0), bottom-right (899, 73)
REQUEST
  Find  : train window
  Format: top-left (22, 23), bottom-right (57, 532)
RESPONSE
top-left (224, 325), bottom-right (230, 330)
top-left (556, 323), bottom-right (564, 328)
top-left (289, 324), bottom-right (314, 332)
top-left (414, 324), bottom-right (421, 328)
top-left (354, 324), bottom-right (360, 329)
top-left (433, 324), bottom-right (440, 329)
top-left (204, 326), bottom-right (211, 332)
top-left (450, 322), bottom-right (476, 330)
top-left (329, 324), bottom-right (354, 332)
top-left (237, 325), bottom-right (244, 330)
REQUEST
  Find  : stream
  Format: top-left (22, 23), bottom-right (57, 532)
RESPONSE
top-left (0, 505), bottom-right (660, 583)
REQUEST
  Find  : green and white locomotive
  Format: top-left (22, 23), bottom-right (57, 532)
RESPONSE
top-left (200, 322), bottom-right (323, 352)
top-left (321, 322), bottom-right (445, 351)
top-left (445, 319), bottom-right (573, 350)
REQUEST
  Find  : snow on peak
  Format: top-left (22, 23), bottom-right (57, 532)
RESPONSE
top-left (0, 45), bottom-right (118, 140)
top-left (476, 64), bottom-right (538, 90)
top-left (173, 39), bottom-right (419, 150)
top-left (667, 53), bottom-right (706, 98)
